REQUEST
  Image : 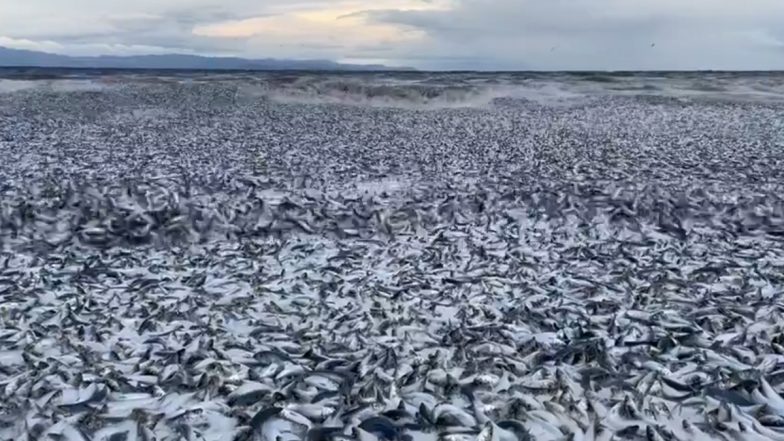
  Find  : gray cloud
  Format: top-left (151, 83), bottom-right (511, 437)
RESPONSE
top-left (1, 0), bottom-right (783, 69)
top-left (355, 0), bottom-right (784, 69)
top-left (0, 0), bottom-right (336, 54)
top-left (0, 1), bottom-right (283, 54)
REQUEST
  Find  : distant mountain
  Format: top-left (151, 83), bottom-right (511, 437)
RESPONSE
top-left (0, 46), bottom-right (411, 71)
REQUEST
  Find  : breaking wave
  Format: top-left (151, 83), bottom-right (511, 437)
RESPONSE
top-left (238, 75), bottom-right (592, 108)
top-left (2, 70), bottom-right (784, 108)
top-left (239, 71), bottom-right (784, 108)
top-left (264, 82), bottom-right (502, 108)
top-left (210, 72), bottom-right (784, 109)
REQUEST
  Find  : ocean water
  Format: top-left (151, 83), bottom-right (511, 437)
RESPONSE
top-left (2, 69), bottom-right (784, 108)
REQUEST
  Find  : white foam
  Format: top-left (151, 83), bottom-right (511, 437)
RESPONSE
top-left (0, 79), bottom-right (37, 93)
top-left (0, 79), bottom-right (109, 94)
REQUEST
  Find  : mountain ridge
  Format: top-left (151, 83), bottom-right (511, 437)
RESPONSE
top-left (0, 46), bottom-right (412, 71)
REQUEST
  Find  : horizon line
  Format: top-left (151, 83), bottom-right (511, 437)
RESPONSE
top-left (3, 66), bottom-right (784, 74)
top-left (3, 46), bottom-right (784, 74)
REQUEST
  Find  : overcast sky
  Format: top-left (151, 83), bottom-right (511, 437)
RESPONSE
top-left (1, 0), bottom-right (783, 70)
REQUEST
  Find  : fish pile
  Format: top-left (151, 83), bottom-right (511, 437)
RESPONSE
top-left (1, 75), bottom-right (784, 441)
